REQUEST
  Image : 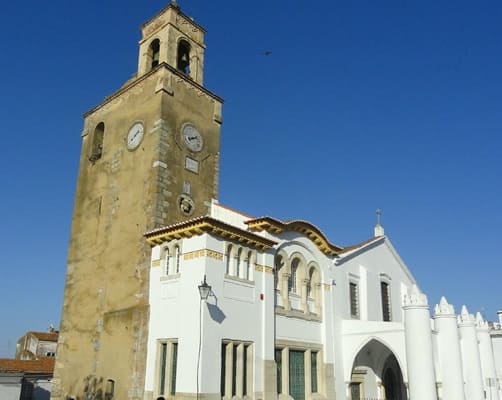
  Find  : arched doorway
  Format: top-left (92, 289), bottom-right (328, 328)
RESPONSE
top-left (382, 354), bottom-right (405, 400)
top-left (350, 339), bottom-right (407, 400)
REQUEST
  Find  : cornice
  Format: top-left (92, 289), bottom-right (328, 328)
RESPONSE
top-left (141, 3), bottom-right (206, 34)
top-left (246, 217), bottom-right (343, 256)
top-left (145, 216), bottom-right (277, 250)
top-left (83, 62), bottom-right (223, 118)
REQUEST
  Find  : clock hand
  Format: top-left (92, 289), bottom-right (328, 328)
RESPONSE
top-left (129, 131), bottom-right (141, 144)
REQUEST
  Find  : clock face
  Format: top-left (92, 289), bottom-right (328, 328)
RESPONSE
top-left (127, 122), bottom-right (144, 150)
top-left (182, 124), bottom-right (203, 152)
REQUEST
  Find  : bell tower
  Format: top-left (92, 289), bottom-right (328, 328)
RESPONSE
top-left (138, 2), bottom-right (206, 84)
top-left (52, 3), bottom-right (223, 400)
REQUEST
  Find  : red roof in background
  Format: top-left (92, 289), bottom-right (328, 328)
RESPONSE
top-left (28, 331), bottom-right (58, 342)
top-left (0, 358), bottom-right (55, 373)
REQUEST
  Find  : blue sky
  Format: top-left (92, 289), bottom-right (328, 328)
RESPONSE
top-left (0, 0), bottom-right (501, 357)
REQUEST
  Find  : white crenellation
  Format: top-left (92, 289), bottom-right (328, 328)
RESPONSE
top-left (433, 297), bottom-right (466, 400)
top-left (458, 305), bottom-right (485, 400)
top-left (403, 285), bottom-right (438, 400)
top-left (434, 296), bottom-right (455, 316)
top-left (403, 284), bottom-right (428, 307)
top-left (476, 312), bottom-right (501, 400)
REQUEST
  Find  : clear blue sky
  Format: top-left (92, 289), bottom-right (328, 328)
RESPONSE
top-left (0, 0), bottom-right (501, 357)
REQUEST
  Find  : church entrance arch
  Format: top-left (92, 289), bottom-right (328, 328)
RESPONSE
top-left (349, 339), bottom-right (407, 400)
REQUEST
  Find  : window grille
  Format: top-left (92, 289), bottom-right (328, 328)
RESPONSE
top-left (381, 282), bottom-right (391, 321)
top-left (311, 351), bottom-right (318, 393)
top-left (350, 282), bottom-right (359, 318)
top-left (159, 343), bottom-right (167, 395)
top-left (275, 349), bottom-right (282, 394)
top-left (289, 350), bottom-right (305, 400)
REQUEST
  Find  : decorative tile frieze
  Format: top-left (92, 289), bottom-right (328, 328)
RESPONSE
top-left (183, 249), bottom-right (224, 261)
top-left (255, 264), bottom-right (273, 274)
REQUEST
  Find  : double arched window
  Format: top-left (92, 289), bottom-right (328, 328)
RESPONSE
top-left (162, 243), bottom-right (182, 276)
top-left (274, 251), bottom-right (321, 317)
top-left (225, 244), bottom-right (255, 281)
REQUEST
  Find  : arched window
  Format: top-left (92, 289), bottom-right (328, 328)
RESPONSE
top-left (236, 248), bottom-right (242, 278)
top-left (164, 248), bottom-right (170, 275)
top-left (274, 254), bottom-right (284, 290)
top-left (89, 122), bottom-right (104, 162)
top-left (307, 267), bottom-right (315, 298)
top-left (177, 40), bottom-right (191, 74)
top-left (245, 251), bottom-right (252, 280)
top-left (174, 245), bottom-right (180, 274)
top-left (105, 379), bottom-right (115, 400)
top-left (289, 258), bottom-right (300, 294)
top-left (226, 245), bottom-right (233, 275)
top-left (242, 253), bottom-right (249, 280)
top-left (149, 39), bottom-right (160, 70)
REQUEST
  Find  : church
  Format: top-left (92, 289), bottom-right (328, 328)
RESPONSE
top-left (51, 2), bottom-right (502, 400)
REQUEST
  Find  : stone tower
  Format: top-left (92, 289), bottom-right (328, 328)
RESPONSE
top-left (52, 3), bottom-right (223, 399)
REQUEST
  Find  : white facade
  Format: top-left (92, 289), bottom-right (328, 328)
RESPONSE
top-left (0, 374), bottom-right (23, 400)
top-left (0, 374), bottom-right (52, 400)
top-left (142, 201), bottom-right (502, 400)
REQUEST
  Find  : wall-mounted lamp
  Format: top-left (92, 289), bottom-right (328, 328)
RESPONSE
top-left (198, 275), bottom-right (211, 301)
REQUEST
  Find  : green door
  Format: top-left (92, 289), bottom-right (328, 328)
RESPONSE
top-left (289, 350), bottom-right (305, 400)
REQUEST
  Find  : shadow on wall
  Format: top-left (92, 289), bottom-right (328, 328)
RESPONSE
top-left (33, 386), bottom-right (50, 400)
top-left (207, 303), bottom-right (226, 324)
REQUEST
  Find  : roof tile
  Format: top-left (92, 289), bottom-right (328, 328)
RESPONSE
top-left (0, 358), bottom-right (55, 373)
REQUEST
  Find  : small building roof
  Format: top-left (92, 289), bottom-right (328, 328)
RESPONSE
top-left (145, 216), bottom-right (277, 250)
top-left (28, 331), bottom-right (58, 342)
top-left (246, 216), bottom-right (344, 256)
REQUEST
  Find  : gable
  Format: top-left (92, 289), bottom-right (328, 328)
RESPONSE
top-left (336, 237), bottom-right (416, 286)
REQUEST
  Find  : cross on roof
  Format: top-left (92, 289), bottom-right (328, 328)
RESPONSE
top-left (376, 208), bottom-right (382, 225)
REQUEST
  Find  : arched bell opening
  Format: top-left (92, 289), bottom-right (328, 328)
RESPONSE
top-left (149, 39), bottom-right (160, 70)
top-left (177, 40), bottom-right (191, 74)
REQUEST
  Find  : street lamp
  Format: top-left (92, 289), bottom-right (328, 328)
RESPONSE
top-left (197, 275), bottom-right (211, 400)
top-left (198, 275), bottom-right (211, 300)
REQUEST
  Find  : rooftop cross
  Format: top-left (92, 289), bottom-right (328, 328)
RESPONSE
top-left (376, 208), bottom-right (382, 225)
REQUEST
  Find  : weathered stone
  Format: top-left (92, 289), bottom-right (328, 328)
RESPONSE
top-left (53, 4), bottom-right (223, 400)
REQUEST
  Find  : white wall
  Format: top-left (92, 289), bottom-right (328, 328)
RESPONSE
top-left (143, 209), bottom-right (502, 400)
top-left (0, 375), bottom-right (22, 400)
top-left (145, 232), bottom-right (275, 396)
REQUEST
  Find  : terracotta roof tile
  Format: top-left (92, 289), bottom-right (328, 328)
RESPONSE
top-left (29, 331), bottom-right (59, 342)
top-left (0, 358), bottom-right (55, 373)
